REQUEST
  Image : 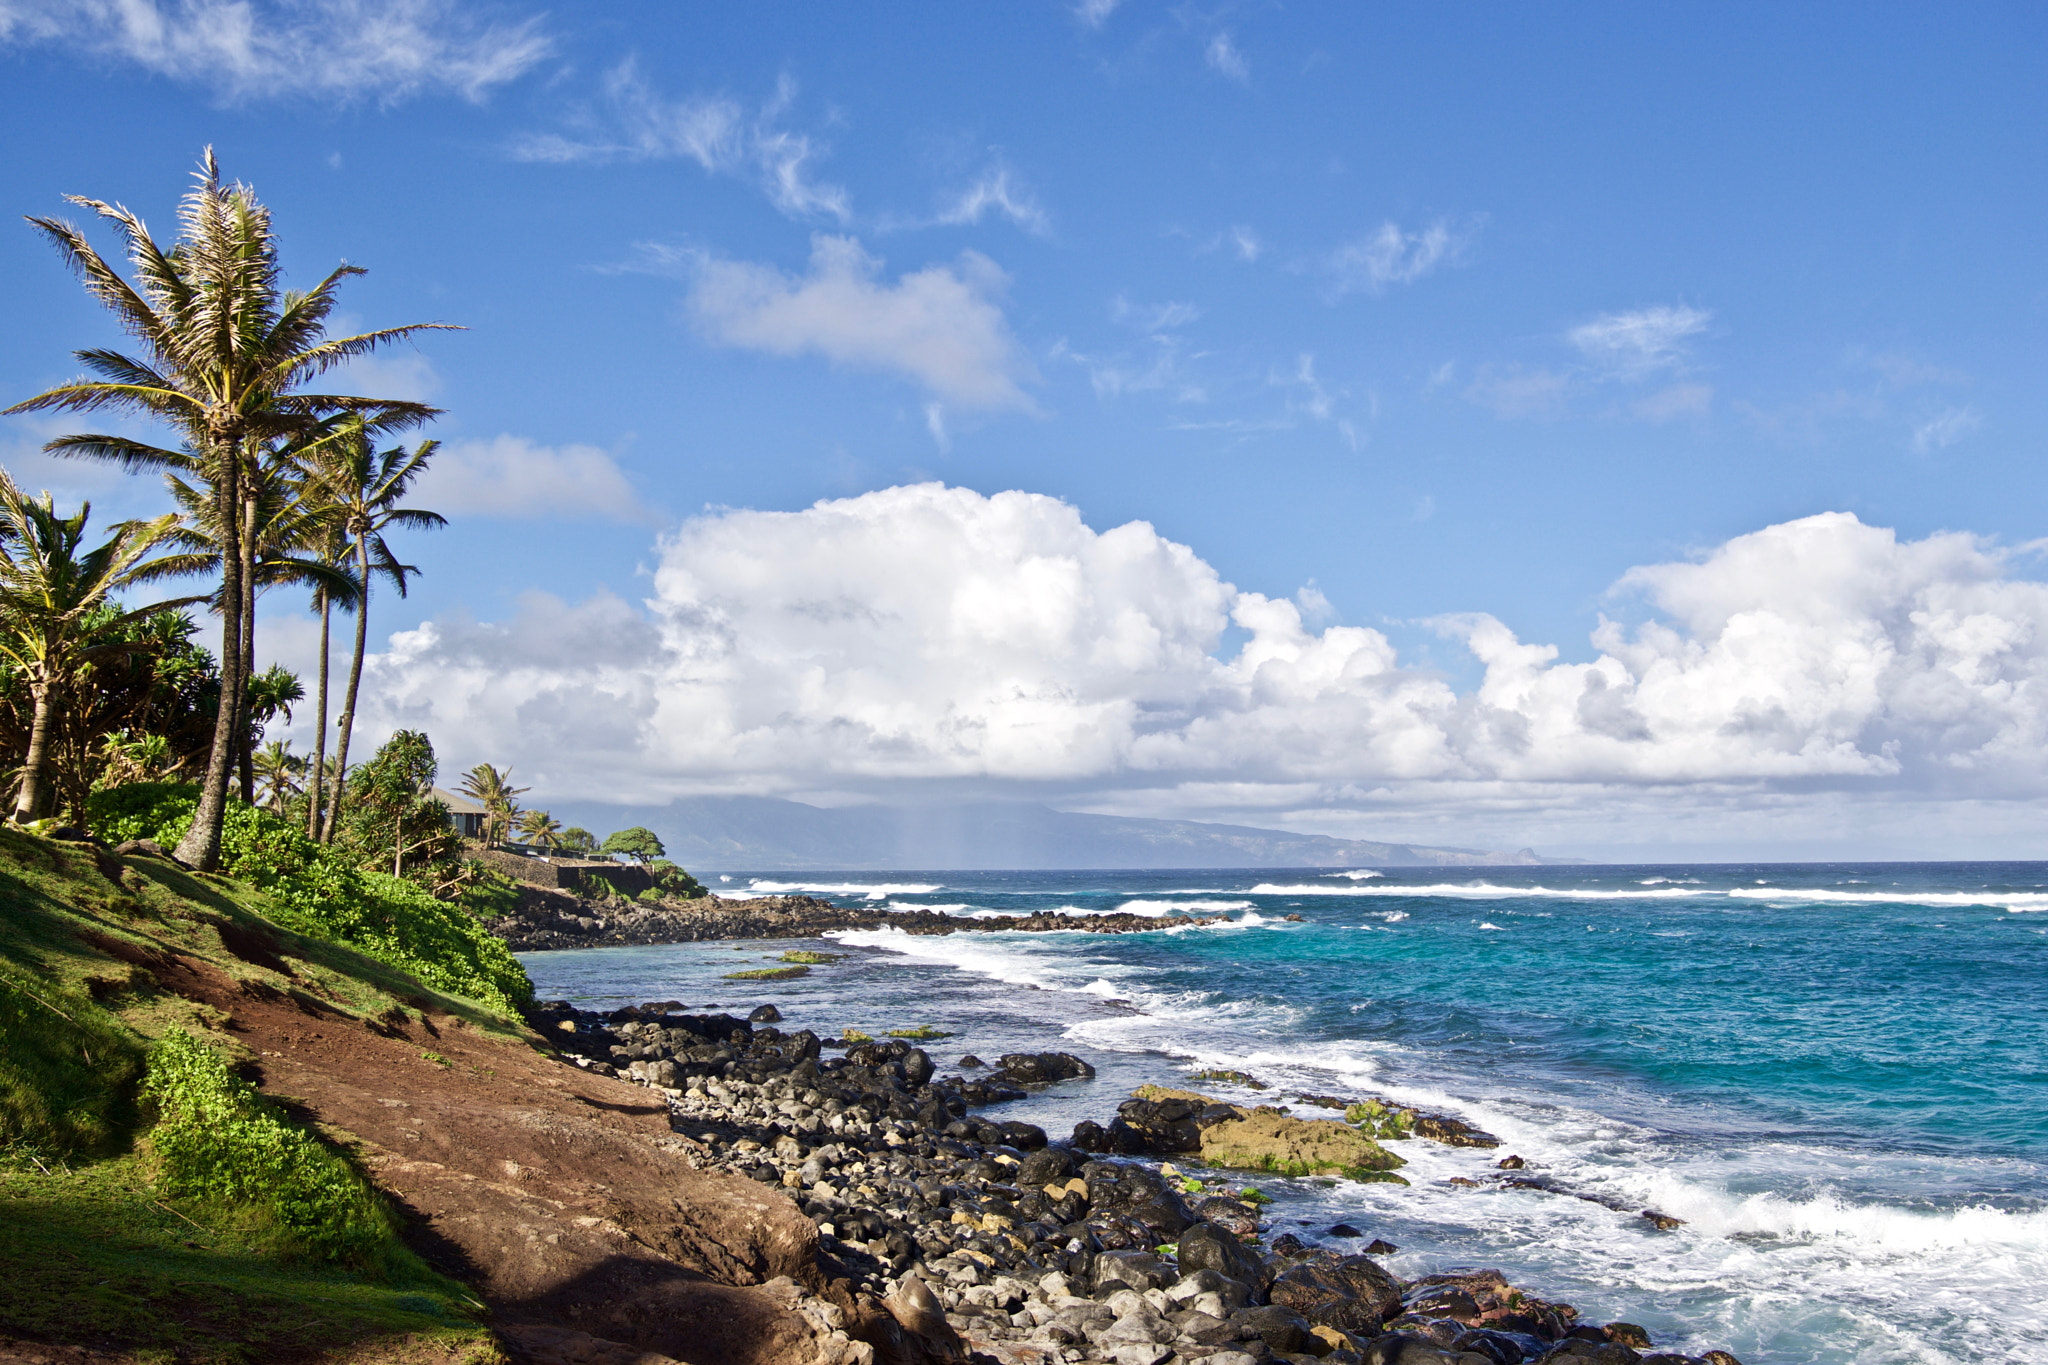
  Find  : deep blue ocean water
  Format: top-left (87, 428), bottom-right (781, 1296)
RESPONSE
top-left (519, 864), bottom-right (2048, 1365)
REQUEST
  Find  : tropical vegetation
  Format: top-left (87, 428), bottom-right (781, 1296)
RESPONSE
top-left (2, 148), bottom-right (454, 869)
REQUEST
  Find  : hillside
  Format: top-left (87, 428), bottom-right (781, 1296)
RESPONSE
top-left (542, 796), bottom-right (1582, 871)
top-left (0, 827), bottom-right (859, 1365)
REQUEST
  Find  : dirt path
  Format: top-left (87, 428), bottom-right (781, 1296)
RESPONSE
top-left (146, 947), bottom-right (875, 1365)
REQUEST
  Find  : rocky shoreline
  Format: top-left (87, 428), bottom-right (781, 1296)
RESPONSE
top-left (529, 995), bottom-right (1744, 1365)
top-left (491, 891), bottom-right (1246, 953)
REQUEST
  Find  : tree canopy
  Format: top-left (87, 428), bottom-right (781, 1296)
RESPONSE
top-left (599, 826), bottom-right (664, 864)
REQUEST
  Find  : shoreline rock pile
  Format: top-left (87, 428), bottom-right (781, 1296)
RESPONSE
top-left (490, 892), bottom-right (1243, 952)
top-left (529, 998), bottom-right (1744, 1365)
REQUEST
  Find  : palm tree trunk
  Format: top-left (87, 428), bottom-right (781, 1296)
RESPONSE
top-left (321, 535), bottom-right (372, 844)
top-left (237, 495), bottom-right (258, 806)
top-left (11, 680), bottom-right (53, 823)
top-left (175, 460), bottom-right (246, 871)
top-left (307, 588), bottom-right (330, 840)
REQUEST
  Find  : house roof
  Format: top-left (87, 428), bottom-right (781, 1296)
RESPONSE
top-left (429, 786), bottom-right (488, 816)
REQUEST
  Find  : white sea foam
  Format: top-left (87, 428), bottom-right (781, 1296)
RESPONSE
top-left (1249, 881), bottom-right (1711, 900)
top-left (1113, 899), bottom-right (1255, 915)
top-left (1379, 910), bottom-right (1409, 923)
top-left (744, 879), bottom-right (945, 900)
top-left (1477, 921), bottom-right (1509, 931)
top-left (1335, 869), bottom-right (1386, 880)
top-left (1728, 886), bottom-right (2048, 912)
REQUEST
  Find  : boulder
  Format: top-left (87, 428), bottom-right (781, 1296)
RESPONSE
top-left (747, 1004), bottom-right (782, 1023)
top-left (997, 1119), bottom-right (1048, 1149)
top-left (1018, 1145), bottom-right (1080, 1188)
top-left (1232, 1304), bottom-right (1317, 1354)
top-left (1092, 1250), bottom-right (1176, 1294)
top-left (1111, 1095), bottom-right (1204, 1153)
top-left (1267, 1254), bottom-right (1403, 1336)
top-left (1363, 1333), bottom-right (1474, 1365)
top-left (1193, 1194), bottom-right (1262, 1239)
top-left (1176, 1222), bottom-right (1271, 1296)
top-left (1082, 1160), bottom-right (1195, 1238)
top-left (1166, 1267), bottom-right (1252, 1313)
top-left (1200, 1106), bottom-right (1407, 1180)
top-left (992, 1051), bottom-right (1096, 1085)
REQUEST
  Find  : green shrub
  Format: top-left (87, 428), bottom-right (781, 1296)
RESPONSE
top-left (84, 781), bottom-right (198, 845)
top-left (142, 1031), bottom-right (391, 1267)
top-left (88, 787), bottom-right (531, 1014)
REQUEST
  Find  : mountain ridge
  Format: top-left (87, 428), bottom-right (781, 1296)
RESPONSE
top-left (538, 794), bottom-right (1584, 871)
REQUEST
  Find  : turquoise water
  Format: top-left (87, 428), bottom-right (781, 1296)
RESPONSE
top-left (521, 864), bottom-right (2048, 1364)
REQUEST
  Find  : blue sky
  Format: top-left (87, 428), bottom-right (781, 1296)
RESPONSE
top-left (3, 2), bottom-right (2046, 859)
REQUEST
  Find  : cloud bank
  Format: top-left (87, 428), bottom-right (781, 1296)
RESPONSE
top-left (414, 436), bottom-right (655, 524)
top-left (0, 0), bottom-right (548, 103)
top-left (313, 484), bottom-right (2048, 852)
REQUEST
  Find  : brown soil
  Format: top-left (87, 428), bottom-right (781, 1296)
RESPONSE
top-left (103, 943), bottom-right (858, 1365)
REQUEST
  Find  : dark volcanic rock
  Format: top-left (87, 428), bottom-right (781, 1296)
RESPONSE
top-left (1082, 1160), bottom-right (1195, 1239)
top-left (991, 1051), bottom-right (1095, 1085)
top-left (1176, 1222), bottom-right (1270, 1296)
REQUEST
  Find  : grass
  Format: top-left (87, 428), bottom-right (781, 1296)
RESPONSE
top-left (0, 823), bottom-right (525, 1361)
top-left (0, 1154), bottom-right (498, 1362)
top-left (721, 964), bottom-right (809, 980)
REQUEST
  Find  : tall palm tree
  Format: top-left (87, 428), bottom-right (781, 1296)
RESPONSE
top-left (252, 738), bottom-right (305, 813)
top-left (162, 447), bottom-right (346, 802)
top-left (456, 763), bottom-right (528, 848)
top-left (3, 149), bottom-right (455, 869)
top-left (0, 473), bottom-right (193, 822)
top-left (309, 420), bottom-right (444, 843)
top-left (300, 512), bottom-right (360, 841)
top-left (514, 808), bottom-right (562, 848)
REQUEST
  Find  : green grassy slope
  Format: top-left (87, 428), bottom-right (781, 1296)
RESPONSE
top-left (0, 825), bottom-right (522, 1362)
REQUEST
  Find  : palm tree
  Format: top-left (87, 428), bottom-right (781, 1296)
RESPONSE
top-left (3, 149), bottom-right (455, 869)
top-left (0, 473), bottom-right (192, 822)
top-left (252, 739), bottom-right (305, 813)
top-left (310, 421), bottom-right (444, 843)
top-left (300, 512), bottom-right (360, 841)
top-left (160, 442), bottom-right (350, 803)
top-left (456, 763), bottom-right (528, 848)
top-left (514, 808), bottom-right (562, 848)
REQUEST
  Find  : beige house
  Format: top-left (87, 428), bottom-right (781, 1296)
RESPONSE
top-left (429, 786), bottom-right (490, 840)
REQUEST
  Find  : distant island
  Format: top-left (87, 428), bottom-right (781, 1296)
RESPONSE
top-left (538, 794), bottom-right (1585, 871)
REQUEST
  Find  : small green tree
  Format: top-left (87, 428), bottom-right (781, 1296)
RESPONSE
top-left (558, 826), bottom-right (597, 853)
top-left (338, 729), bottom-right (456, 880)
top-left (599, 826), bottom-right (664, 864)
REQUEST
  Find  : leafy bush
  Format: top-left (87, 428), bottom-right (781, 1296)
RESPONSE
top-left (646, 858), bottom-right (706, 899)
top-left (143, 1030), bottom-right (391, 1267)
top-left (85, 784), bottom-right (531, 1013)
top-left (85, 781), bottom-right (198, 845)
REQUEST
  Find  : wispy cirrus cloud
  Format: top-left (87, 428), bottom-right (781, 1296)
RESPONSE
top-left (512, 65), bottom-right (849, 221)
top-left (1326, 218), bottom-right (1478, 297)
top-left (0, 0), bottom-right (548, 103)
top-left (1074, 0), bottom-right (1123, 28)
top-left (1568, 304), bottom-right (1712, 378)
top-left (933, 163), bottom-right (1051, 235)
top-left (1205, 32), bottom-right (1249, 82)
top-left (1912, 405), bottom-right (1982, 453)
top-left (683, 235), bottom-right (1038, 415)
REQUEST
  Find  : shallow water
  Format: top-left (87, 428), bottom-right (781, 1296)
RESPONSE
top-left (520, 863), bottom-right (2048, 1364)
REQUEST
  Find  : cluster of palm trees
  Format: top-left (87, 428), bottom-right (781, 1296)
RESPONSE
top-left (452, 761), bottom-right (596, 853)
top-left (2, 149), bottom-right (454, 867)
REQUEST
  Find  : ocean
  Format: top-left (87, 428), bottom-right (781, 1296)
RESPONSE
top-left (517, 864), bottom-right (2048, 1364)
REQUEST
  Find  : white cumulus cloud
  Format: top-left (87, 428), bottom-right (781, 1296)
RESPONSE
top-left (413, 435), bottom-right (655, 524)
top-left (327, 488), bottom-right (2048, 853)
top-left (689, 236), bottom-right (1038, 412)
top-left (0, 0), bottom-right (548, 103)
